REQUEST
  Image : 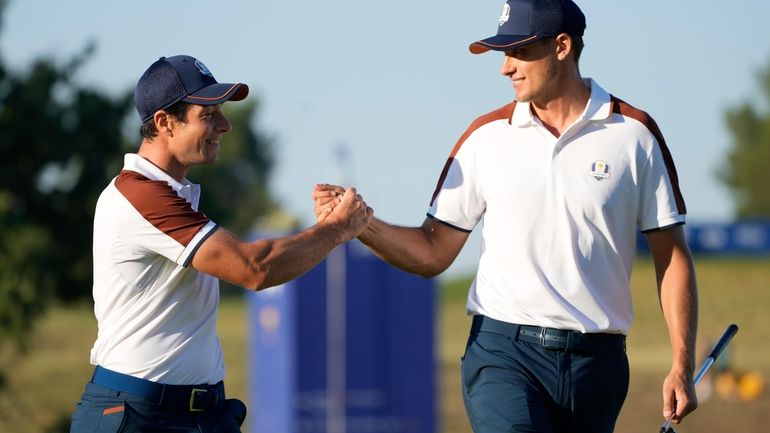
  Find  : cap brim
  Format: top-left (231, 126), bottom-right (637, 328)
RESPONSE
top-left (183, 82), bottom-right (249, 104)
top-left (469, 34), bottom-right (542, 54)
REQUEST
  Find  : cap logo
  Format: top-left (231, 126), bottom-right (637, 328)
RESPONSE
top-left (588, 160), bottom-right (611, 181)
top-left (498, 3), bottom-right (510, 27)
top-left (497, 2), bottom-right (511, 27)
top-left (194, 60), bottom-right (213, 78)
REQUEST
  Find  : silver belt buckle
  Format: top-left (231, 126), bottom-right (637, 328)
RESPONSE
top-left (539, 328), bottom-right (547, 346)
top-left (189, 388), bottom-right (207, 412)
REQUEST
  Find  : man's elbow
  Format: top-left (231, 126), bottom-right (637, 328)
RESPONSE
top-left (417, 270), bottom-right (441, 279)
top-left (406, 259), bottom-right (448, 279)
top-left (239, 241), bottom-right (276, 291)
top-left (252, 277), bottom-right (278, 291)
top-left (228, 262), bottom-right (270, 292)
top-left (249, 265), bottom-right (276, 291)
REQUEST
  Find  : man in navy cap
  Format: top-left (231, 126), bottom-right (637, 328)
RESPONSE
top-left (314, 1), bottom-right (698, 432)
top-left (70, 55), bottom-right (373, 432)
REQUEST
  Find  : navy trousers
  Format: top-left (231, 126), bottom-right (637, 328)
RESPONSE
top-left (70, 380), bottom-right (246, 432)
top-left (461, 316), bottom-right (629, 433)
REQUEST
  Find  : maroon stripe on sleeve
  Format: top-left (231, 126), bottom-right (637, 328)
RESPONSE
top-left (611, 97), bottom-right (687, 215)
top-left (429, 102), bottom-right (517, 206)
top-left (115, 171), bottom-right (211, 247)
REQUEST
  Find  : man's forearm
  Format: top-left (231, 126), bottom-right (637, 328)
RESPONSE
top-left (248, 223), bottom-right (347, 289)
top-left (659, 248), bottom-right (698, 373)
top-left (358, 217), bottom-right (447, 278)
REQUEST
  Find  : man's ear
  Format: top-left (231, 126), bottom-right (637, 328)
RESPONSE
top-left (554, 33), bottom-right (572, 61)
top-left (154, 110), bottom-right (173, 136)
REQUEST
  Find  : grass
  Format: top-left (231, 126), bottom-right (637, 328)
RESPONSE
top-left (1, 257), bottom-right (769, 433)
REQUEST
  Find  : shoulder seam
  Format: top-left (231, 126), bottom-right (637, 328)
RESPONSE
top-left (429, 102), bottom-right (516, 206)
top-left (611, 96), bottom-right (687, 215)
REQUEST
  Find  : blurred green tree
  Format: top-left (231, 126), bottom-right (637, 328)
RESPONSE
top-left (0, 0), bottom-right (276, 350)
top-left (0, 44), bottom-right (132, 349)
top-left (719, 60), bottom-right (770, 217)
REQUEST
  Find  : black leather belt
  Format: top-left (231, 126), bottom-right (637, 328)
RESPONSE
top-left (91, 366), bottom-right (224, 412)
top-left (471, 315), bottom-right (625, 353)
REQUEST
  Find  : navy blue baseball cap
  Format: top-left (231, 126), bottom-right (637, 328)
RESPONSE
top-left (134, 55), bottom-right (249, 123)
top-left (469, 0), bottom-right (585, 54)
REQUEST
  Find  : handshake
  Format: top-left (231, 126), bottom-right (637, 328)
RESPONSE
top-left (312, 183), bottom-right (373, 243)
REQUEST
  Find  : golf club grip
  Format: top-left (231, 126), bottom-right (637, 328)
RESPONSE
top-left (707, 323), bottom-right (739, 361)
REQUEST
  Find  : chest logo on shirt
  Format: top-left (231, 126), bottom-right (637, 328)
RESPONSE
top-left (588, 160), bottom-right (611, 181)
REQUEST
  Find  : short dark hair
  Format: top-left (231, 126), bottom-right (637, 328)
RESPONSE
top-left (139, 101), bottom-right (192, 139)
top-left (571, 35), bottom-right (584, 63)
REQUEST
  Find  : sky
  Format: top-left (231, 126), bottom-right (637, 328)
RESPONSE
top-left (3, 0), bottom-right (770, 276)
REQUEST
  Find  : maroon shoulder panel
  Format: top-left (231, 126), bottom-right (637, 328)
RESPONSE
top-left (611, 97), bottom-right (687, 215)
top-left (115, 171), bottom-right (211, 247)
top-left (429, 102), bottom-right (517, 206)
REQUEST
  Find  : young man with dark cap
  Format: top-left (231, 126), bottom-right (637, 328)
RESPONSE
top-left (70, 55), bottom-right (373, 433)
top-left (313, 1), bottom-right (698, 432)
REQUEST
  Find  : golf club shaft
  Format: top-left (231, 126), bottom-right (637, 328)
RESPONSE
top-left (692, 358), bottom-right (714, 385)
top-left (659, 324), bottom-right (739, 432)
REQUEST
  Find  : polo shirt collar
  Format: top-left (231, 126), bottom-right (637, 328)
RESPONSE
top-left (122, 153), bottom-right (201, 207)
top-left (510, 78), bottom-right (613, 127)
top-left (582, 79), bottom-right (613, 121)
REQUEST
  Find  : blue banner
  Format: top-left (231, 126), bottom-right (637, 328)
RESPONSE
top-left (637, 220), bottom-right (770, 255)
top-left (247, 238), bottom-right (436, 433)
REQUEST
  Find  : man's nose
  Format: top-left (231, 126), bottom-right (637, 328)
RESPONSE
top-left (217, 115), bottom-right (231, 133)
top-left (501, 56), bottom-right (515, 76)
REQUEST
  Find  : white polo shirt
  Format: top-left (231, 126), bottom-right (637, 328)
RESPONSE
top-left (428, 79), bottom-right (686, 334)
top-left (90, 154), bottom-right (223, 385)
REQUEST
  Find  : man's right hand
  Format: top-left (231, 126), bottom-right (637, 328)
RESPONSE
top-left (313, 183), bottom-right (346, 223)
top-left (317, 185), bottom-right (372, 242)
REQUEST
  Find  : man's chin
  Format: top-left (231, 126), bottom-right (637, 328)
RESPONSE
top-left (203, 152), bottom-right (220, 164)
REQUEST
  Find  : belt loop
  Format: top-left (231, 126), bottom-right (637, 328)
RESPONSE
top-left (511, 324), bottom-right (521, 342)
top-left (565, 331), bottom-right (574, 352)
top-left (471, 315), bottom-right (483, 333)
